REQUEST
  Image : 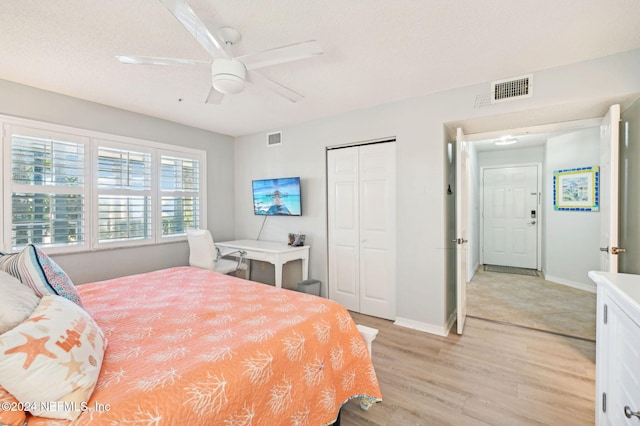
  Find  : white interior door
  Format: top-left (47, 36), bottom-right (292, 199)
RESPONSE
top-left (327, 147), bottom-right (360, 311)
top-left (599, 104), bottom-right (621, 272)
top-left (456, 128), bottom-right (469, 334)
top-left (327, 142), bottom-right (396, 319)
top-left (359, 143), bottom-right (396, 319)
top-left (483, 166), bottom-right (538, 269)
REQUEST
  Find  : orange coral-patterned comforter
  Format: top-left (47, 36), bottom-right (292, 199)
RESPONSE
top-left (27, 267), bottom-right (381, 425)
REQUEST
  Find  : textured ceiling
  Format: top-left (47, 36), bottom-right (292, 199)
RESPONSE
top-left (1, 0), bottom-right (640, 136)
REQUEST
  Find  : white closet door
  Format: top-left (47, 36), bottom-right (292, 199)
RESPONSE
top-left (327, 142), bottom-right (396, 320)
top-left (359, 143), bottom-right (396, 319)
top-left (327, 147), bottom-right (360, 312)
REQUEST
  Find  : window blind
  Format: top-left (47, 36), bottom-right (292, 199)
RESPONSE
top-left (96, 145), bottom-right (152, 243)
top-left (160, 155), bottom-right (200, 237)
top-left (9, 131), bottom-right (86, 249)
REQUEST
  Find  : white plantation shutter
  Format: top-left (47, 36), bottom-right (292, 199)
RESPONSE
top-left (96, 144), bottom-right (152, 244)
top-left (1, 117), bottom-right (206, 253)
top-left (8, 127), bottom-right (87, 249)
top-left (160, 154), bottom-right (201, 237)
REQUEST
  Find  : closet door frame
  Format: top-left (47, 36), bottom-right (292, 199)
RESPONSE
top-left (327, 140), bottom-right (396, 320)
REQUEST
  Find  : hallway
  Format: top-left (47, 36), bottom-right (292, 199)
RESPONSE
top-left (467, 269), bottom-right (596, 341)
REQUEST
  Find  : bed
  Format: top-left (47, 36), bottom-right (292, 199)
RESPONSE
top-left (4, 264), bottom-right (381, 425)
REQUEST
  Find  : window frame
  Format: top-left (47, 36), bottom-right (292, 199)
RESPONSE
top-left (1, 116), bottom-right (207, 254)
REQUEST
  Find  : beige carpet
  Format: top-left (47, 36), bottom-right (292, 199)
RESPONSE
top-left (467, 269), bottom-right (596, 341)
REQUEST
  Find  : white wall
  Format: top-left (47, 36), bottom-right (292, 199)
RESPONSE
top-left (477, 146), bottom-right (544, 167)
top-left (234, 49), bottom-right (640, 333)
top-left (0, 80), bottom-right (235, 284)
top-left (544, 127), bottom-right (600, 286)
top-left (468, 144), bottom-right (480, 277)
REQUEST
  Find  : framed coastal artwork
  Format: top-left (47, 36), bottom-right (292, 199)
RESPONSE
top-left (553, 166), bottom-right (599, 211)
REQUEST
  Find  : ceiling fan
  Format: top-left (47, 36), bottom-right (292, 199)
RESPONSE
top-left (116, 0), bottom-right (323, 104)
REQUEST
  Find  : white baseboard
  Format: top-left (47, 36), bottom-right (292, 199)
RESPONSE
top-left (543, 274), bottom-right (596, 293)
top-left (394, 316), bottom-right (450, 337)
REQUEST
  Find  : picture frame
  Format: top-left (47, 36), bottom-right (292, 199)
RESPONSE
top-left (553, 166), bottom-right (599, 211)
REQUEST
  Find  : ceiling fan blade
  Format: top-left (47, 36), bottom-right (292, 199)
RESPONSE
top-left (238, 40), bottom-right (323, 71)
top-left (249, 71), bottom-right (303, 103)
top-left (116, 55), bottom-right (209, 67)
top-left (159, 0), bottom-right (228, 58)
top-left (205, 86), bottom-right (224, 104)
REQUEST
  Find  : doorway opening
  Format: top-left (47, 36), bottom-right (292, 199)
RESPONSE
top-left (459, 119), bottom-right (604, 340)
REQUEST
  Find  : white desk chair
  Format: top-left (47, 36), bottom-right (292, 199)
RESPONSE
top-left (186, 229), bottom-right (247, 274)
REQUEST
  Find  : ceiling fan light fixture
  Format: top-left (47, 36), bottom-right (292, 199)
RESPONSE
top-left (212, 58), bottom-right (246, 94)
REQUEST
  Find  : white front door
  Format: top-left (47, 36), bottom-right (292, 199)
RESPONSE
top-left (456, 128), bottom-right (469, 334)
top-left (599, 104), bottom-right (621, 272)
top-left (483, 165), bottom-right (538, 269)
top-left (327, 142), bottom-right (396, 320)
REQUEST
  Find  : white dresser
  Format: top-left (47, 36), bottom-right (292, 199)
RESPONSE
top-left (589, 271), bottom-right (640, 425)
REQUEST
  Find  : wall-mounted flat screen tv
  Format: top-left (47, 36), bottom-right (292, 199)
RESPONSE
top-left (252, 177), bottom-right (302, 216)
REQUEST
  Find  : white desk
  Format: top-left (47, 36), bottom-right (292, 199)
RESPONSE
top-left (216, 239), bottom-right (309, 288)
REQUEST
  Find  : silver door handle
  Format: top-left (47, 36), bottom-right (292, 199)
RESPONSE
top-left (529, 220), bottom-right (536, 225)
top-left (625, 406), bottom-right (640, 419)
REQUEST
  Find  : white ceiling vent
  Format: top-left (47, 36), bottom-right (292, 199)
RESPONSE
top-left (491, 74), bottom-right (533, 104)
top-left (267, 131), bottom-right (282, 147)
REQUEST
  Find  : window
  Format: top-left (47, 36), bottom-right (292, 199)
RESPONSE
top-left (7, 126), bottom-right (88, 250)
top-left (1, 118), bottom-right (206, 253)
top-left (160, 154), bottom-right (201, 237)
top-left (96, 144), bottom-right (152, 244)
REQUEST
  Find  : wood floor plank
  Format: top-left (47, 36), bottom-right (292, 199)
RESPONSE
top-left (343, 312), bottom-right (595, 426)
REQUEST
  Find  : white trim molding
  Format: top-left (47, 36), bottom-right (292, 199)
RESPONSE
top-left (543, 274), bottom-right (596, 293)
top-left (394, 316), bottom-right (453, 337)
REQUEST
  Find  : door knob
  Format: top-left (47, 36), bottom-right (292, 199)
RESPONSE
top-left (529, 220), bottom-right (536, 225)
top-left (625, 405), bottom-right (640, 419)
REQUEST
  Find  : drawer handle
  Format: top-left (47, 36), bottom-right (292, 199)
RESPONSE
top-left (625, 406), bottom-right (640, 419)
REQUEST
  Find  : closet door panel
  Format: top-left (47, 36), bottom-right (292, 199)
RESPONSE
top-left (359, 143), bottom-right (396, 320)
top-left (328, 142), bottom-right (396, 320)
top-left (328, 148), bottom-right (360, 311)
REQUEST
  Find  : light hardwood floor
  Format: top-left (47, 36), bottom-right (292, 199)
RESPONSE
top-left (342, 312), bottom-right (595, 426)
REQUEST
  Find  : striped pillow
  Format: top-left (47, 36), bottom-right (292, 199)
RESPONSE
top-left (0, 245), bottom-right (83, 307)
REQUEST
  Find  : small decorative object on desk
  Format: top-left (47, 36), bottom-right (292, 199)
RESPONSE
top-left (288, 233), bottom-right (305, 246)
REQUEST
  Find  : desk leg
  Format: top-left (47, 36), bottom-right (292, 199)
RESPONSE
top-left (274, 262), bottom-right (283, 288)
top-left (302, 256), bottom-right (309, 281)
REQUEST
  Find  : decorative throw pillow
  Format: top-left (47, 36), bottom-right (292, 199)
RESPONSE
top-left (0, 385), bottom-right (26, 426)
top-left (0, 271), bottom-right (40, 334)
top-left (0, 245), bottom-right (83, 307)
top-left (0, 295), bottom-right (106, 421)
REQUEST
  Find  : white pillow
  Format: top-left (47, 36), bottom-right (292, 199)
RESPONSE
top-left (0, 295), bottom-right (106, 421)
top-left (0, 270), bottom-right (40, 334)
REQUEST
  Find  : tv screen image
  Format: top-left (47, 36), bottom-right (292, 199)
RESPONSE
top-left (252, 177), bottom-right (301, 216)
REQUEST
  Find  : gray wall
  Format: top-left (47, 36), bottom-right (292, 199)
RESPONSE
top-left (0, 80), bottom-right (235, 284)
top-left (234, 49), bottom-right (640, 332)
top-left (543, 127), bottom-right (600, 286)
top-left (620, 99), bottom-right (640, 273)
